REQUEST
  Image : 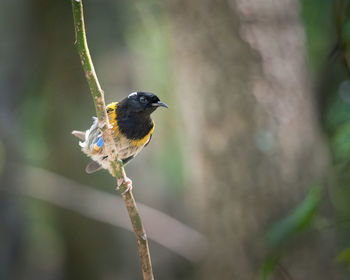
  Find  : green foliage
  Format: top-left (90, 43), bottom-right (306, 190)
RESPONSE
top-left (259, 255), bottom-right (280, 280)
top-left (326, 82), bottom-right (350, 164)
top-left (336, 247), bottom-right (350, 268)
top-left (301, 2), bottom-right (350, 276)
top-left (343, 20), bottom-right (350, 44)
top-left (260, 184), bottom-right (322, 280)
top-left (266, 184), bottom-right (322, 248)
top-left (326, 92), bottom-right (350, 128)
top-left (331, 122), bottom-right (350, 161)
top-left (300, 0), bottom-right (333, 72)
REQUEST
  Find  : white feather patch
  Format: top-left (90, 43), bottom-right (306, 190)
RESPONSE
top-left (128, 92), bottom-right (138, 98)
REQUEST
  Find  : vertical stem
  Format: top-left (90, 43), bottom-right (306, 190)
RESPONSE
top-left (71, 1), bottom-right (154, 279)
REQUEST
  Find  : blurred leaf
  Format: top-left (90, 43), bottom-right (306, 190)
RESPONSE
top-left (261, 185), bottom-right (322, 279)
top-left (266, 184), bottom-right (322, 248)
top-left (326, 96), bottom-right (350, 130)
top-left (343, 20), bottom-right (350, 45)
top-left (300, 0), bottom-right (333, 71)
top-left (259, 255), bottom-right (280, 280)
top-left (336, 247), bottom-right (350, 268)
top-left (331, 122), bottom-right (350, 161)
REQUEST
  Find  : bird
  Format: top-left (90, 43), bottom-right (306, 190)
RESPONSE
top-left (72, 91), bottom-right (168, 193)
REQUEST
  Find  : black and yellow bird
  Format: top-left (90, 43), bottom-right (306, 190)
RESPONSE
top-left (72, 92), bottom-right (168, 191)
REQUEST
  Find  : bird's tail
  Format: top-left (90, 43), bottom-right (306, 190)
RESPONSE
top-left (72, 130), bottom-right (86, 141)
top-left (72, 117), bottom-right (105, 174)
top-left (72, 117), bottom-right (101, 151)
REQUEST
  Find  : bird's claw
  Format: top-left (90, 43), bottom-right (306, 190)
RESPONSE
top-left (116, 176), bottom-right (133, 194)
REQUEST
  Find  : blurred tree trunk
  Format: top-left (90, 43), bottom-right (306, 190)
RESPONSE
top-left (166, 0), bottom-right (344, 279)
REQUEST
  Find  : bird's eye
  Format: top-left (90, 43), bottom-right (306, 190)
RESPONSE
top-left (139, 96), bottom-right (146, 103)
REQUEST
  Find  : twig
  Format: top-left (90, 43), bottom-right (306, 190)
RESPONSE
top-left (71, 1), bottom-right (154, 279)
top-left (12, 165), bottom-right (207, 262)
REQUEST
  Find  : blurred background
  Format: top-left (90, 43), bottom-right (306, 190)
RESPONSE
top-left (2, 0), bottom-right (350, 279)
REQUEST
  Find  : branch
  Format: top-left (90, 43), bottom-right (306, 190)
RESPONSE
top-left (13, 165), bottom-right (207, 262)
top-left (71, 1), bottom-right (154, 279)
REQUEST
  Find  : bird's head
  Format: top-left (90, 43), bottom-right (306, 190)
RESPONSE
top-left (123, 92), bottom-right (168, 115)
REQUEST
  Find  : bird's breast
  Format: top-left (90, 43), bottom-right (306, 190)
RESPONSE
top-left (113, 133), bottom-right (151, 159)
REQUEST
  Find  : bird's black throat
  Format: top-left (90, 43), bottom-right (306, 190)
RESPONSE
top-left (116, 104), bottom-right (154, 140)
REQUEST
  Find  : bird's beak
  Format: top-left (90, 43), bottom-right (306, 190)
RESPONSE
top-left (152, 101), bottom-right (168, 108)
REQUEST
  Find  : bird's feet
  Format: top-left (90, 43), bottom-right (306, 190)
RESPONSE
top-left (116, 176), bottom-right (133, 195)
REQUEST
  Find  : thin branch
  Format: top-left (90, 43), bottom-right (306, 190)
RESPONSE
top-left (12, 165), bottom-right (207, 262)
top-left (71, 1), bottom-right (154, 279)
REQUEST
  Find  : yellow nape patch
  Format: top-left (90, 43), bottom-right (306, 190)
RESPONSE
top-left (106, 102), bottom-right (119, 134)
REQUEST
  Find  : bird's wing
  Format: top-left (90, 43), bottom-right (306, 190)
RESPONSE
top-left (85, 161), bottom-right (103, 174)
top-left (122, 155), bottom-right (135, 166)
